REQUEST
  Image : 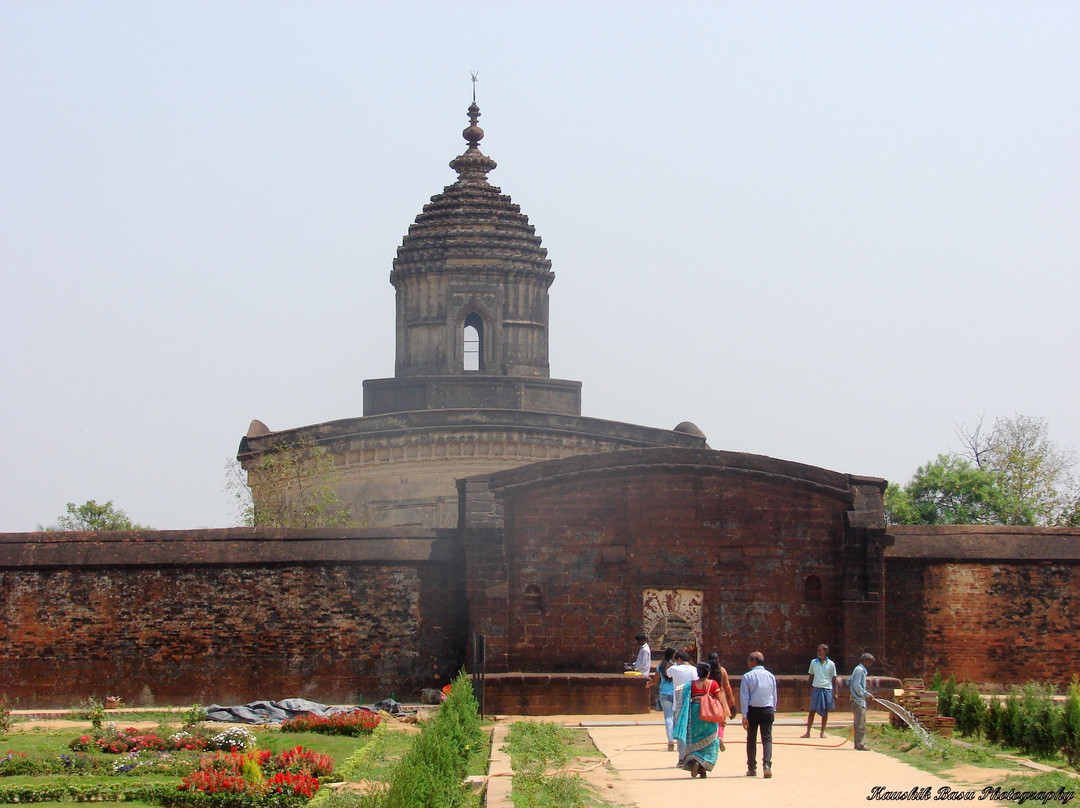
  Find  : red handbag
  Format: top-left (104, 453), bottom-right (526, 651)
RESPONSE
top-left (698, 688), bottom-right (728, 723)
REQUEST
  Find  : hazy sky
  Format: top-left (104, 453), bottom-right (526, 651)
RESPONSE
top-left (2, 1), bottom-right (1077, 532)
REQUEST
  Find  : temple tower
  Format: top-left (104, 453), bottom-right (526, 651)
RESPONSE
top-left (240, 97), bottom-right (706, 529)
top-left (363, 101), bottom-right (581, 416)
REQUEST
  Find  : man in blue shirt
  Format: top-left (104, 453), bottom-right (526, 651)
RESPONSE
top-left (848, 652), bottom-right (876, 750)
top-left (802, 643), bottom-right (838, 738)
top-left (740, 650), bottom-right (778, 778)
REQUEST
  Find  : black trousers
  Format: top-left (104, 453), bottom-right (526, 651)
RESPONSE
top-left (746, 705), bottom-right (775, 771)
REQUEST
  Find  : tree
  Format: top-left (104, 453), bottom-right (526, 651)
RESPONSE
top-left (47, 500), bottom-right (152, 531)
top-left (958, 414), bottom-right (1080, 526)
top-left (885, 454), bottom-right (1031, 525)
top-left (226, 435), bottom-right (360, 528)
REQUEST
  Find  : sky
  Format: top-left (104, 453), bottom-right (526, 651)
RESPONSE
top-left (2, 1), bottom-right (1078, 532)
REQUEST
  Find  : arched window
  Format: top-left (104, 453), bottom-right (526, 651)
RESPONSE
top-left (463, 313), bottom-right (483, 371)
top-left (804, 575), bottom-right (822, 602)
top-left (523, 584), bottom-right (542, 612)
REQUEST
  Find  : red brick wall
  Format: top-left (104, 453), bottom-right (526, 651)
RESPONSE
top-left (885, 557), bottom-right (1080, 686)
top-left (463, 449), bottom-right (883, 677)
top-left (0, 538), bottom-right (467, 708)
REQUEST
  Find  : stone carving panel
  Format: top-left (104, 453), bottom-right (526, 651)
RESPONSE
top-left (643, 589), bottom-right (703, 660)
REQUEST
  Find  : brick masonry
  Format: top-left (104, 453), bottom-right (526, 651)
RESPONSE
top-left (3, 480), bottom-right (1078, 709)
top-left (0, 529), bottom-right (467, 708)
top-left (885, 525), bottom-right (1080, 686)
top-left (461, 448), bottom-right (890, 678)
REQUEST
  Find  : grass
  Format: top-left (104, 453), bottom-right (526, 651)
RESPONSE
top-left (326, 725), bottom-right (417, 785)
top-left (992, 770), bottom-right (1080, 807)
top-left (504, 722), bottom-right (614, 808)
top-left (863, 724), bottom-right (1029, 776)
top-left (861, 722), bottom-right (1080, 807)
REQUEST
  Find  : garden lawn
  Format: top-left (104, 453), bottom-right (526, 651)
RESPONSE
top-left (1, 725), bottom-right (379, 806)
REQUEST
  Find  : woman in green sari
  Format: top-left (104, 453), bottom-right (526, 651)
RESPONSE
top-left (673, 662), bottom-right (726, 777)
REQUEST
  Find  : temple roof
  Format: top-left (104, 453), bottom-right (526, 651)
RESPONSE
top-left (391, 101), bottom-right (552, 282)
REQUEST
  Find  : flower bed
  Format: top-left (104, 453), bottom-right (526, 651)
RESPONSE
top-left (279, 712), bottom-right (382, 738)
top-left (175, 747), bottom-right (333, 806)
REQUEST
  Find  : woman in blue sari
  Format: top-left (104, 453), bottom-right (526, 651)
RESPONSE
top-left (647, 647), bottom-right (678, 751)
top-left (674, 662), bottom-right (725, 777)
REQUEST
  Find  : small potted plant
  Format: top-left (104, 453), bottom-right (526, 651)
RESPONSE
top-left (104, 696), bottom-right (123, 710)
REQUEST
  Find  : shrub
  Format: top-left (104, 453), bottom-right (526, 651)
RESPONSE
top-left (1058, 677), bottom-right (1080, 770)
top-left (1001, 692), bottom-right (1021, 748)
top-left (269, 746), bottom-right (335, 779)
top-left (182, 704), bottom-right (209, 728)
top-left (936, 675), bottom-right (958, 719)
top-left (1014, 682), bottom-right (1058, 758)
top-left (984, 697), bottom-right (1003, 745)
top-left (0, 782), bottom-right (178, 805)
top-left (0, 695), bottom-right (11, 735)
top-left (0, 751), bottom-right (32, 776)
top-left (180, 768), bottom-right (250, 795)
top-left (72, 697), bottom-right (106, 729)
top-left (172, 747), bottom-right (326, 806)
top-left (955, 682), bottom-right (986, 738)
top-left (211, 727), bottom-right (258, 751)
top-left (376, 670), bottom-right (484, 808)
top-left (266, 771), bottom-right (320, 799)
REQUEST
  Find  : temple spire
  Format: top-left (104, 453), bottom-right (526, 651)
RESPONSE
top-left (450, 76), bottom-right (496, 183)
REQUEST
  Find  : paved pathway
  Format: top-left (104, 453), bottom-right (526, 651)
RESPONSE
top-left (487, 713), bottom-right (1019, 808)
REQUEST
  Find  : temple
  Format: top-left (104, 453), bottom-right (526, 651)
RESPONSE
top-left (1, 98), bottom-right (1077, 710)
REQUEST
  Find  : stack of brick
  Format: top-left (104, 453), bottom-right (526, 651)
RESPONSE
top-left (889, 678), bottom-right (955, 736)
top-left (891, 678), bottom-right (941, 730)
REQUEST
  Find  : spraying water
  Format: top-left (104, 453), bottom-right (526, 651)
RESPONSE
top-left (874, 698), bottom-right (942, 751)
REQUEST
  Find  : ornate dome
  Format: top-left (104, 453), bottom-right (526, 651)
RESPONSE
top-left (390, 102), bottom-right (552, 283)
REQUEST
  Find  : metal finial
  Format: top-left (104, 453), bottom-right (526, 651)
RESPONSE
top-left (470, 71), bottom-right (479, 104)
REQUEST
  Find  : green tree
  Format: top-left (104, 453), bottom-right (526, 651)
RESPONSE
top-left (885, 454), bottom-right (1030, 525)
top-left (226, 435), bottom-right (359, 528)
top-left (46, 500), bottom-right (151, 531)
top-left (959, 414), bottom-right (1079, 526)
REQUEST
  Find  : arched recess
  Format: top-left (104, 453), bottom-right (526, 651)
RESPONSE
top-left (523, 584), bottom-right (543, 612)
top-left (804, 575), bottom-right (822, 602)
top-left (463, 312), bottom-right (484, 372)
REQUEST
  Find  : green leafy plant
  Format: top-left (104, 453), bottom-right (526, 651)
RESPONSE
top-left (181, 705), bottom-right (208, 728)
top-left (956, 682), bottom-right (987, 738)
top-left (1058, 677), bottom-right (1080, 769)
top-left (0, 694), bottom-right (11, 735)
top-left (935, 675), bottom-right (958, 719)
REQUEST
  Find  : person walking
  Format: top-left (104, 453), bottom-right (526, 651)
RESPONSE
top-left (674, 662), bottom-right (724, 778)
top-left (848, 652), bottom-right (876, 750)
top-left (740, 650), bottom-right (778, 778)
top-left (706, 652), bottom-right (737, 724)
top-left (802, 643), bottom-right (838, 738)
top-left (646, 647), bottom-right (678, 751)
top-left (668, 650), bottom-right (699, 763)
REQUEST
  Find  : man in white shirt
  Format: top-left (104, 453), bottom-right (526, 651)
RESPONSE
top-left (631, 633), bottom-right (652, 675)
